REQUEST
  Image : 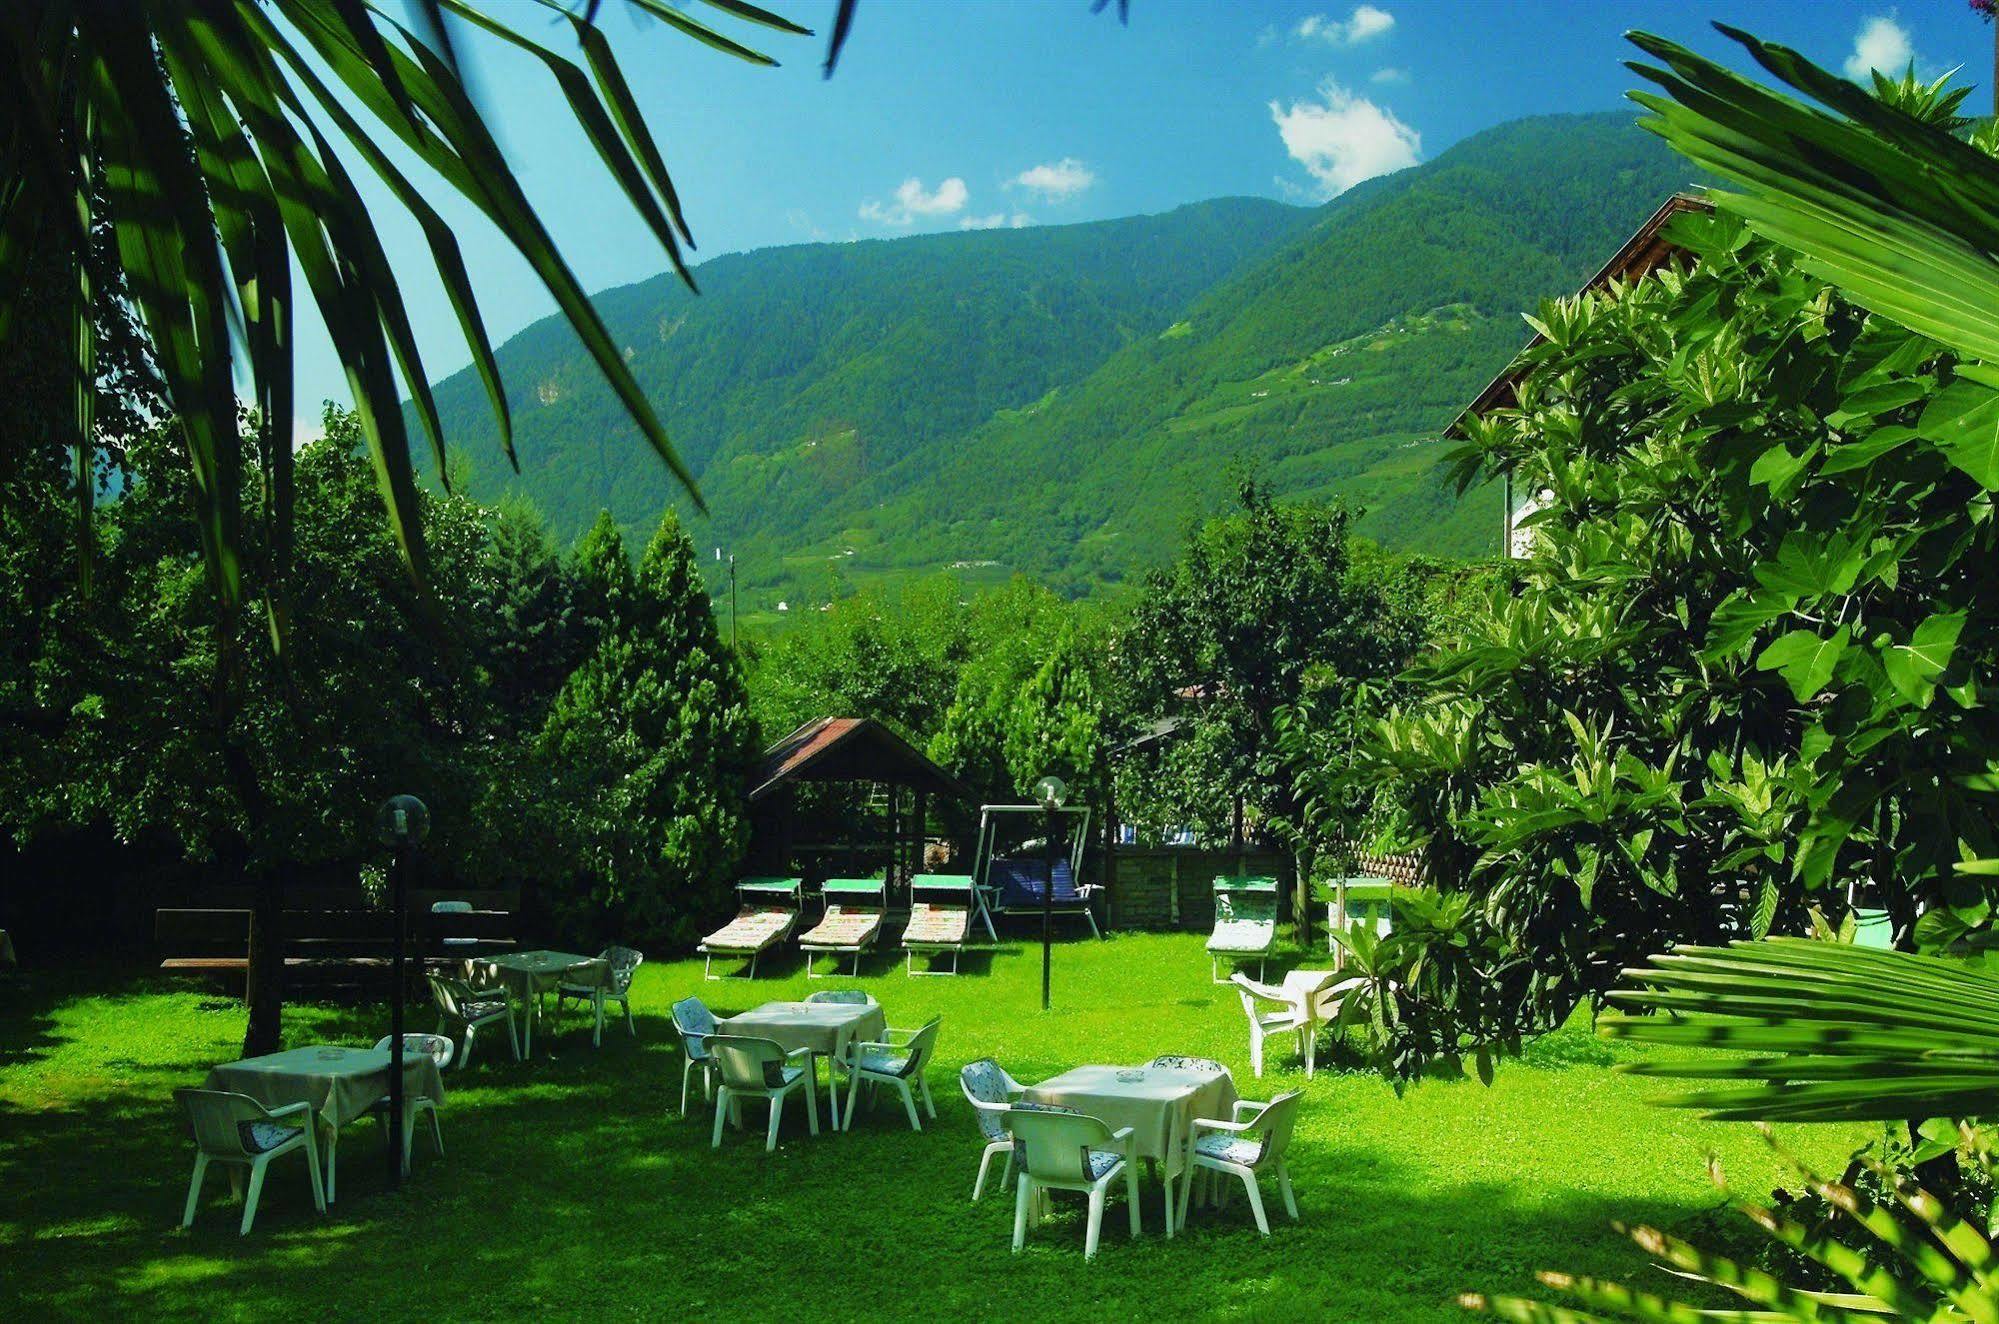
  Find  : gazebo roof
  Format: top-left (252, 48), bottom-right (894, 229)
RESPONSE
top-left (749, 717), bottom-right (970, 804)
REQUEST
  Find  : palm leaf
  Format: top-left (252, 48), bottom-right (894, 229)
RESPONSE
top-left (1624, 25), bottom-right (1999, 370)
top-left (4, 0), bottom-right (819, 631)
top-left (1600, 939), bottom-right (1999, 1123)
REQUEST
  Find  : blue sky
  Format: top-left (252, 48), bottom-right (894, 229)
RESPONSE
top-left (291, 0), bottom-right (1996, 438)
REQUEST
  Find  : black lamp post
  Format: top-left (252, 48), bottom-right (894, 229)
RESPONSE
top-left (375, 794), bottom-right (429, 1192)
top-left (1035, 775), bottom-right (1066, 1011)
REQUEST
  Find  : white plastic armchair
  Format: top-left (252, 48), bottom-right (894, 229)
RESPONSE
top-left (841, 1016), bottom-right (941, 1132)
top-left (427, 974), bottom-right (518, 1069)
top-left (1230, 973), bottom-right (1309, 1078)
top-left (175, 1088), bottom-right (325, 1235)
top-left (369, 1034), bottom-right (451, 1175)
top-left (707, 1034), bottom-right (821, 1152)
top-left (958, 1058), bottom-right (1026, 1201)
top-left (1177, 1090), bottom-right (1304, 1235)
top-left (556, 946), bottom-right (642, 1047)
top-left (671, 996), bottom-right (719, 1115)
top-left (1005, 1105), bottom-right (1140, 1259)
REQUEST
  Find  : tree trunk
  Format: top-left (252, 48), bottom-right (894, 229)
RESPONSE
top-left (243, 865), bottom-right (283, 1056)
top-left (212, 627), bottom-right (280, 1058)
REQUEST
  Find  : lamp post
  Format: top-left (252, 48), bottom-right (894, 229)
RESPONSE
top-left (715, 547), bottom-right (738, 651)
top-left (1034, 775), bottom-right (1066, 1011)
top-left (374, 794), bottom-right (429, 1192)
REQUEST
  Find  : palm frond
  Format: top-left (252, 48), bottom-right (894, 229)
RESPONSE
top-left (1624, 24), bottom-right (1999, 369)
top-left (1600, 938), bottom-right (1999, 1123)
top-left (2, 0), bottom-right (813, 632)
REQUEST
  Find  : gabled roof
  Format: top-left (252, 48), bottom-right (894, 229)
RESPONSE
top-left (749, 716), bottom-right (970, 804)
top-left (1449, 191), bottom-right (1714, 436)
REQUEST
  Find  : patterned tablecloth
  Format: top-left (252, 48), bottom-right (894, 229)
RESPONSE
top-left (204, 1044), bottom-right (443, 1130)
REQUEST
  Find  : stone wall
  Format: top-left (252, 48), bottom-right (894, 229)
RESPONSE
top-left (1105, 846), bottom-right (1295, 931)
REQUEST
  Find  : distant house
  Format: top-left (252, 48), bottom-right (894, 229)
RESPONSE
top-left (1448, 191), bottom-right (1713, 558)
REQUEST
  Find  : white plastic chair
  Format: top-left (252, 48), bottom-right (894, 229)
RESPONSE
top-left (958, 1058), bottom-right (1025, 1201)
top-left (369, 1034), bottom-right (451, 1175)
top-left (671, 996), bottom-right (720, 1115)
top-left (1231, 973), bottom-right (1310, 1077)
top-left (428, 974), bottom-right (519, 1069)
top-left (431, 900), bottom-right (480, 963)
top-left (175, 1088), bottom-right (325, 1235)
top-left (1177, 1090), bottom-right (1305, 1235)
top-left (841, 1016), bottom-right (941, 1132)
top-left (556, 946), bottom-right (641, 1047)
top-left (1006, 1104), bottom-right (1140, 1259)
top-left (707, 1034), bottom-right (820, 1151)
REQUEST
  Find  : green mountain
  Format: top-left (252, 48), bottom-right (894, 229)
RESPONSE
top-left (425, 110), bottom-right (1698, 607)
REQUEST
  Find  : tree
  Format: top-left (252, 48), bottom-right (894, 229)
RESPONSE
top-left (929, 579), bottom-right (1109, 808)
top-left (1, 1), bottom-right (833, 1054)
top-left (747, 576), bottom-right (970, 744)
top-left (532, 510), bottom-right (759, 945)
top-left (480, 498), bottom-right (589, 736)
top-left (1331, 58), bottom-right (1999, 1082)
top-left (1114, 481), bottom-right (1424, 874)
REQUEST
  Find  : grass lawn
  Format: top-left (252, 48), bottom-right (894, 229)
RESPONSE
top-left (0, 931), bottom-right (1867, 1321)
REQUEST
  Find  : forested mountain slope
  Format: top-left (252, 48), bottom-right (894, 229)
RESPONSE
top-left (421, 111), bottom-right (1698, 605)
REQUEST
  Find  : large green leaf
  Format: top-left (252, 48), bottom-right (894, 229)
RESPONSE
top-left (1625, 25), bottom-right (1999, 370)
top-left (1, 0), bottom-right (822, 629)
top-left (1755, 626), bottom-right (1848, 702)
top-left (1601, 938), bottom-right (1999, 1123)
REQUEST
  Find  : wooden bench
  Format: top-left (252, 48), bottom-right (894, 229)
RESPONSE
top-left (157, 888), bottom-right (521, 995)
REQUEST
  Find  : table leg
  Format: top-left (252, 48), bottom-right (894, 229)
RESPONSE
top-left (1162, 1169), bottom-right (1175, 1237)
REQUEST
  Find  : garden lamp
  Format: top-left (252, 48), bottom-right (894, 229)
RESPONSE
top-left (374, 794), bottom-right (428, 1191)
top-left (1035, 776), bottom-right (1067, 1010)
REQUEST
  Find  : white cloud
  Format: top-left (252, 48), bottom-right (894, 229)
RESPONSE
top-left (1269, 78), bottom-right (1421, 199)
top-left (960, 212), bottom-right (1033, 230)
top-left (859, 175), bottom-right (969, 226)
top-left (1370, 66), bottom-right (1409, 85)
top-left (1844, 14), bottom-right (1914, 80)
top-left (1296, 6), bottom-right (1395, 46)
top-left (1010, 158), bottom-right (1096, 202)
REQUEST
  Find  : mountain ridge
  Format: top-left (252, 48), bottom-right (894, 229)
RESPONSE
top-left (420, 110), bottom-right (1699, 606)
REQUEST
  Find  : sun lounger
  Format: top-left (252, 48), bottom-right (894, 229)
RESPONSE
top-left (1207, 875), bottom-right (1280, 983)
top-left (902, 874), bottom-right (975, 975)
top-left (699, 877), bottom-right (804, 979)
top-left (799, 878), bottom-right (887, 977)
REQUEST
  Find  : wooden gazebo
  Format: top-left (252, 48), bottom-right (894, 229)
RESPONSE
top-left (746, 717), bottom-right (970, 886)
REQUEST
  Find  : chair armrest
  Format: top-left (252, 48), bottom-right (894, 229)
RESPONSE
top-left (466, 985), bottom-right (511, 1002)
top-left (878, 1025), bottom-right (922, 1041)
top-left (1190, 1116), bottom-right (1256, 1136)
top-left (1230, 1099), bottom-right (1271, 1121)
top-left (785, 1045), bottom-right (816, 1061)
top-left (265, 1101), bottom-right (315, 1122)
top-left (846, 1039), bottom-right (894, 1054)
top-left (1108, 1125), bottom-right (1136, 1154)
